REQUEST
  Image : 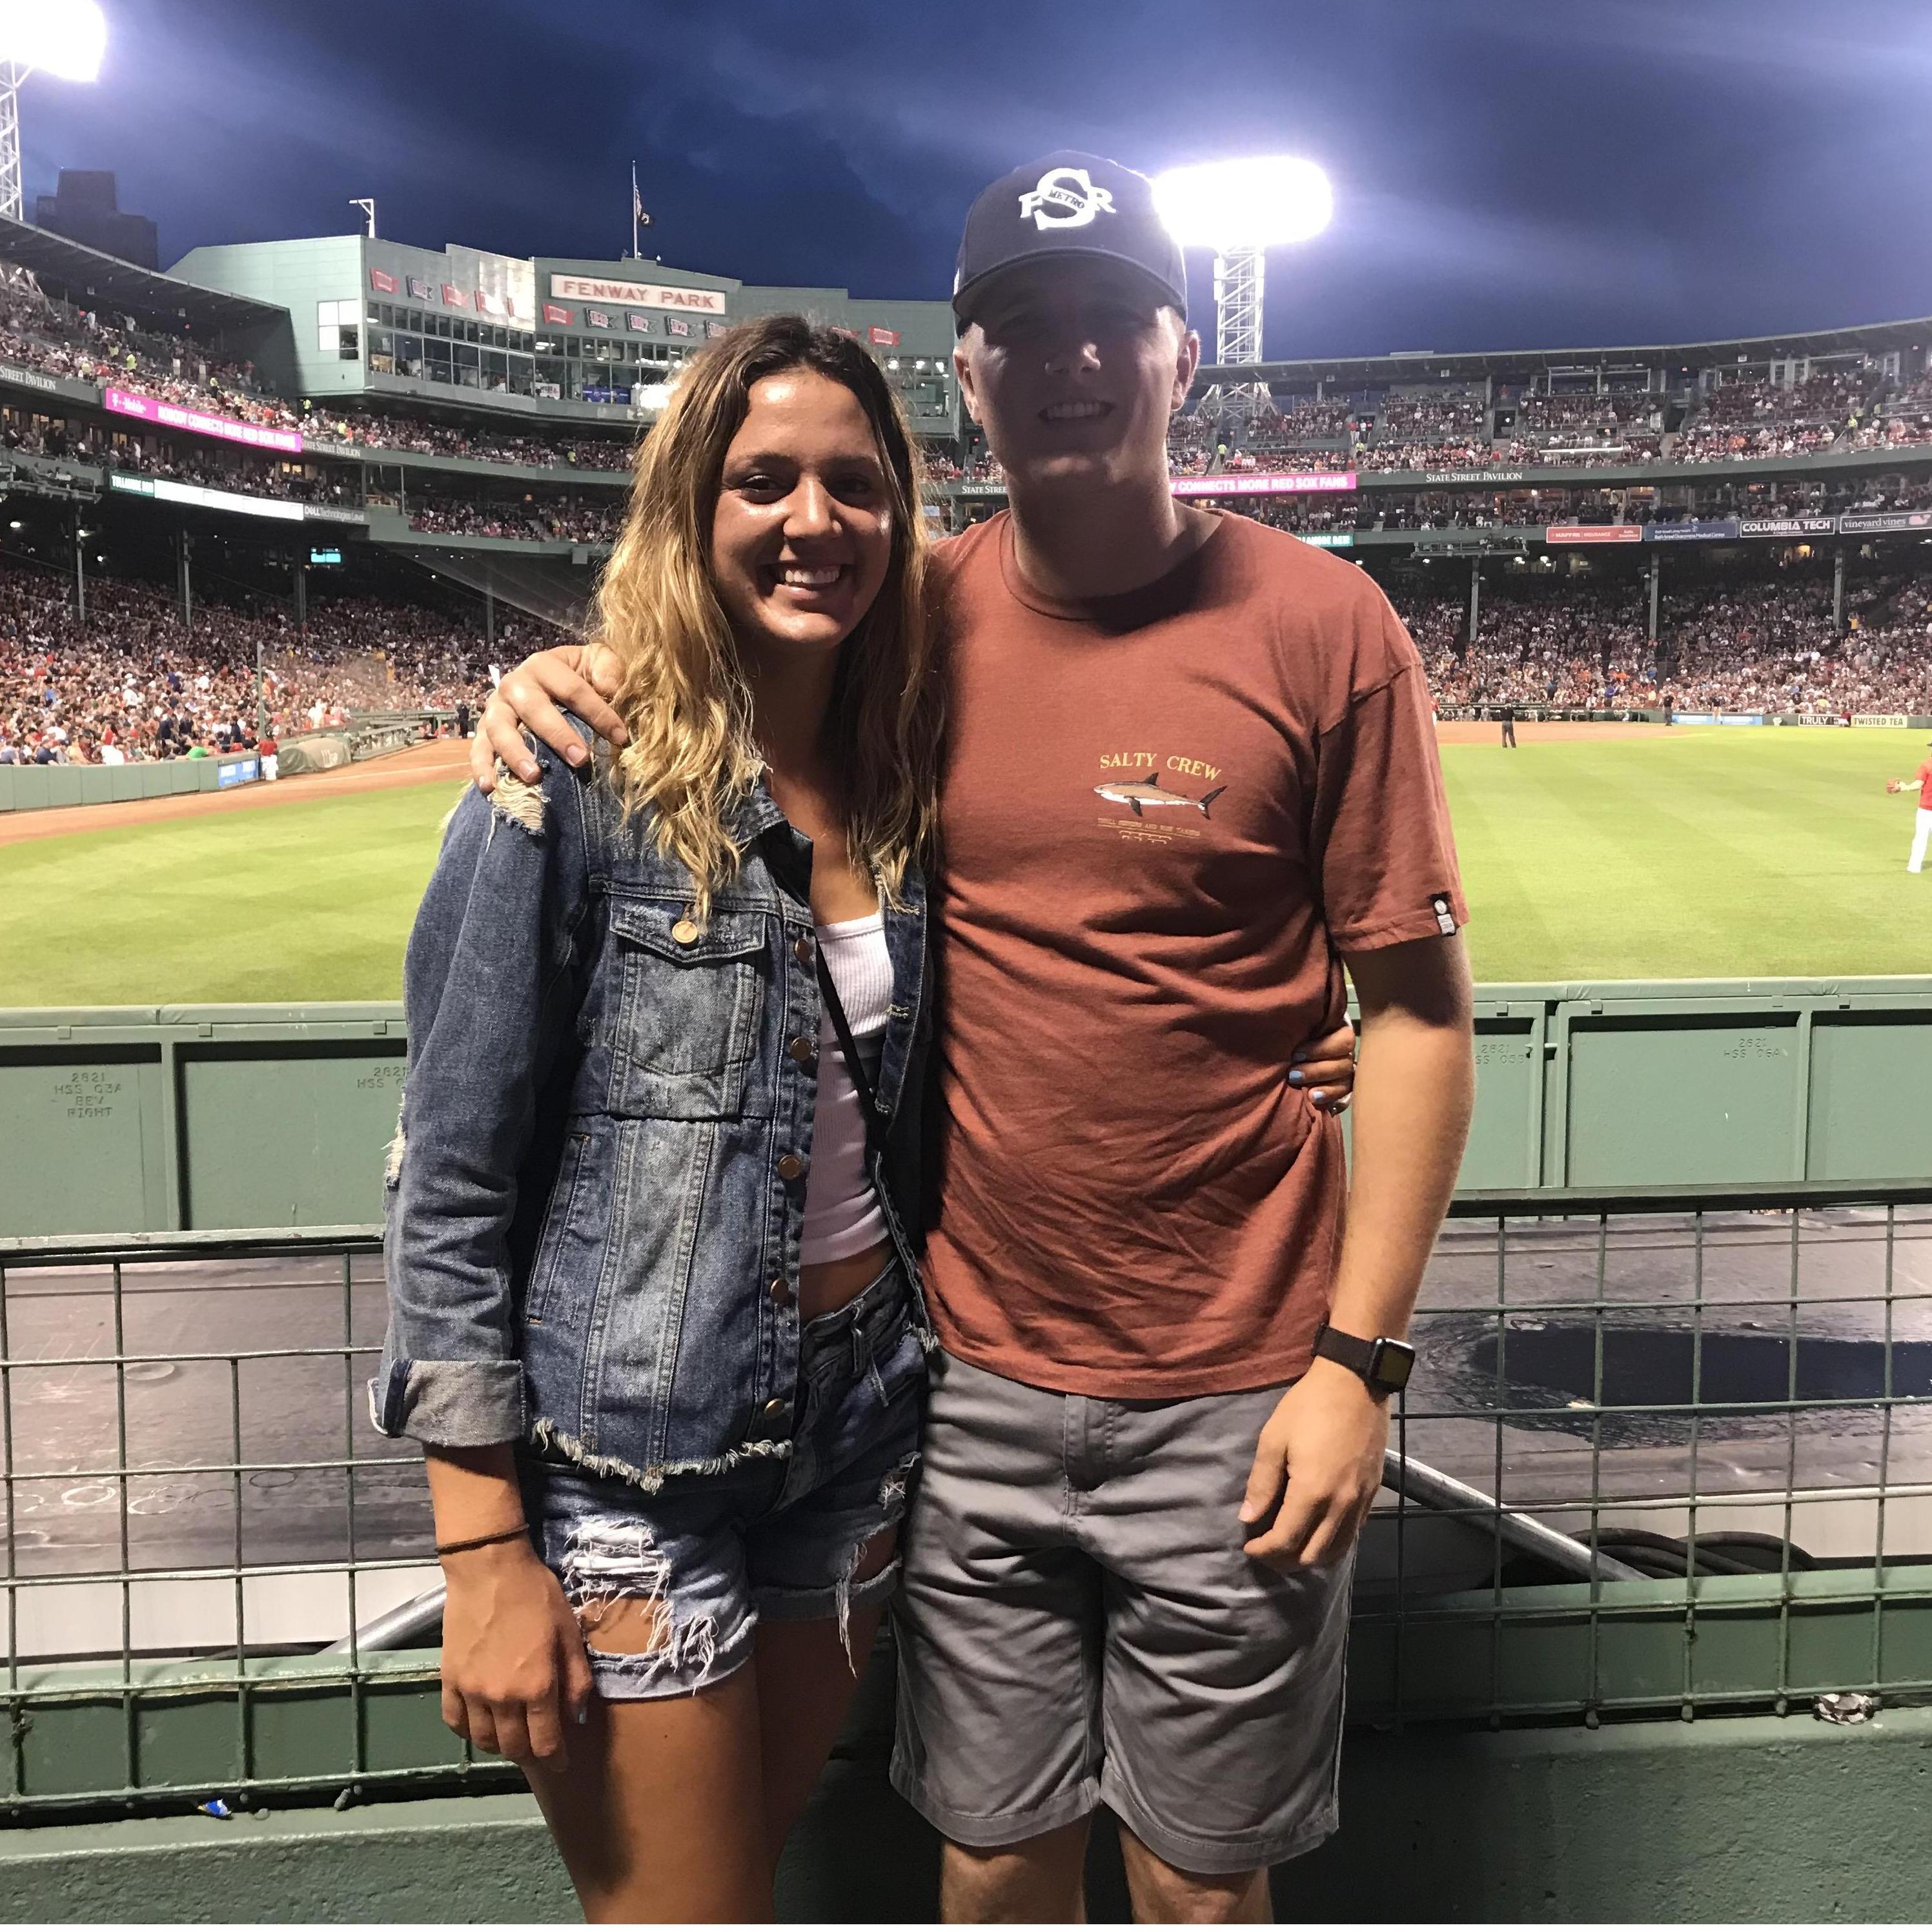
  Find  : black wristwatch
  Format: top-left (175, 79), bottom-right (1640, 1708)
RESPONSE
top-left (1313, 1323), bottom-right (1416, 1398)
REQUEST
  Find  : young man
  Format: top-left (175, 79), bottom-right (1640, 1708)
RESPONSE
top-left (1887, 742), bottom-right (1932, 872)
top-left (476, 152), bottom-right (1473, 1922)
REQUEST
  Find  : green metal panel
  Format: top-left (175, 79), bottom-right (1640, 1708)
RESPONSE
top-left (178, 1041), bottom-right (405, 1228)
top-left (1807, 1012), bottom-right (1932, 1180)
top-left (1557, 1007), bottom-right (1803, 1186)
top-left (7, 1696), bottom-right (1932, 1922)
top-left (1458, 1006), bottom-right (1543, 1188)
top-left (5, 985), bottom-right (1932, 1234)
top-left (0, 1044), bottom-right (167, 1235)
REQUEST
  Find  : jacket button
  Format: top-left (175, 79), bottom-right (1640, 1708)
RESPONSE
top-left (776, 1153), bottom-right (805, 1181)
top-left (761, 1397), bottom-right (791, 1429)
top-left (768, 1276), bottom-right (792, 1306)
top-left (788, 1035), bottom-right (816, 1064)
top-left (671, 918), bottom-right (700, 946)
top-left (793, 935), bottom-right (813, 965)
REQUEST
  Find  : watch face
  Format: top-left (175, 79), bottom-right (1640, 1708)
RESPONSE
top-left (1369, 1338), bottom-right (1416, 1391)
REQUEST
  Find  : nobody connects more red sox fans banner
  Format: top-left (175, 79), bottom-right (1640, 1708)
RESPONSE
top-left (1170, 471), bottom-right (1357, 497)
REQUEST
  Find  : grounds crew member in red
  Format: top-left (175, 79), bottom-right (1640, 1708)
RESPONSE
top-left (1887, 742), bottom-right (1932, 873)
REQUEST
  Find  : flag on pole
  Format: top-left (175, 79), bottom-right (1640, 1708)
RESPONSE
top-left (631, 161), bottom-right (652, 255)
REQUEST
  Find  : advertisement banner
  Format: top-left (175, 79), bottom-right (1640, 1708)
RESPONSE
top-left (105, 387), bottom-right (303, 455)
top-left (1423, 469), bottom-right (1525, 485)
top-left (369, 269), bottom-right (398, 294)
top-left (955, 483), bottom-right (1007, 496)
top-left (626, 312), bottom-right (651, 333)
top-left (406, 276), bottom-right (431, 303)
top-left (1716, 714), bottom-right (1767, 726)
top-left (586, 307), bottom-right (611, 330)
top-left (440, 283), bottom-right (463, 307)
top-left (581, 386), bottom-right (631, 405)
top-left (1546, 524), bottom-right (1643, 544)
top-left (1645, 518), bottom-right (1741, 542)
top-left (1298, 532), bottom-right (1354, 548)
top-left (1739, 516), bottom-right (1836, 538)
top-left (1840, 511), bottom-right (1932, 535)
top-left (217, 758), bottom-right (259, 789)
top-left (1672, 714), bottom-right (1719, 725)
top-left (531, 381), bottom-right (562, 400)
top-left (1170, 471), bottom-right (1357, 498)
top-left (549, 274), bottom-right (727, 316)
top-left (868, 325), bottom-right (900, 348)
top-left (542, 302), bottom-right (572, 326)
top-left (1854, 713), bottom-right (1909, 727)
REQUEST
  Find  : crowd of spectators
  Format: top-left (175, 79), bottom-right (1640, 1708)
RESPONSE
top-left (0, 281), bottom-right (298, 431)
top-left (0, 563), bottom-right (510, 764)
top-left (306, 408), bottom-right (635, 472)
top-left (1396, 571), bottom-right (1932, 716)
top-left (402, 496), bottom-right (624, 544)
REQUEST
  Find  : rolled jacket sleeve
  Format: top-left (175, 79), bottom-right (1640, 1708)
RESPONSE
top-left (372, 731), bottom-right (593, 1447)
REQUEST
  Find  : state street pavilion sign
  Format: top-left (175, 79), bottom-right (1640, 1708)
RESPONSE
top-left (549, 275), bottom-right (727, 316)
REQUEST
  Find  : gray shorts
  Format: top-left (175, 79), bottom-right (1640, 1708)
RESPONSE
top-left (890, 1350), bottom-right (1354, 1877)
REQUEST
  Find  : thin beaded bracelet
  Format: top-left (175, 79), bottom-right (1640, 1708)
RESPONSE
top-left (434, 1523), bottom-right (531, 1558)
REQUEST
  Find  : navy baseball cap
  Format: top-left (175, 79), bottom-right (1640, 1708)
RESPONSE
top-left (952, 151), bottom-right (1188, 328)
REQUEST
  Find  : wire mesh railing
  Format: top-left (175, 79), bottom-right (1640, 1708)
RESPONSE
top-left (5, 1180), bottom-right (1932, 1817)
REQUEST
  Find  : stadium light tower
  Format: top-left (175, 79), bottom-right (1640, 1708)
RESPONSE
top-left (0, 0), bottom-right (107, 223)
top-left (1152, 155), bottom-right (1332, 426)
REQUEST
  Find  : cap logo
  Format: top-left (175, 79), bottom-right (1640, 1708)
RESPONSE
top-left (1017, 165), bottom-right (1115, 232)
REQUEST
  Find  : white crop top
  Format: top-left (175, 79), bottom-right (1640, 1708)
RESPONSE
top-left (800, 911), bottom-right (892, 1266)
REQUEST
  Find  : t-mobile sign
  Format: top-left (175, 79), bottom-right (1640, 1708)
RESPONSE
top-left (104, 388), bottom-right (303, 455)
top-left (1170, 471), bottom-right (1357, 496)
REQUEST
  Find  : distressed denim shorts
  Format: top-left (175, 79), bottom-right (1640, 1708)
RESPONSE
top-left (518, 1259), bottom-right (925, 1702)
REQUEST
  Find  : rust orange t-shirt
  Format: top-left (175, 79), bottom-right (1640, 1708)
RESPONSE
top-left (922, 509), bottom-right (1467, 1398)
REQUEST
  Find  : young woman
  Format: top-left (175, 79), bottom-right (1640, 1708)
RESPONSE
top-left (374, 314), bottom-right (943, 1921)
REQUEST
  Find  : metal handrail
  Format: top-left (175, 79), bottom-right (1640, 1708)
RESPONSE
top-left (324, 1450), bottom-right (1642, 1658)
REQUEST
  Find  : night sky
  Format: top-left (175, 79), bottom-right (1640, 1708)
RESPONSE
top-left (23, 0), bottom-right (1932, 359)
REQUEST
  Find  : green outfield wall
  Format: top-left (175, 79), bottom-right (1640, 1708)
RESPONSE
top-left (1, 981), bottom-right (1929, 1237)
top-left (0, 755), bottom-right (261, 814)
top-left (3, 1691), bottom-right (1929, 1921)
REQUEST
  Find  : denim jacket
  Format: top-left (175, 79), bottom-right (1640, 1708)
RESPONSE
top-left (371, 721), bottom-right (933, 1493)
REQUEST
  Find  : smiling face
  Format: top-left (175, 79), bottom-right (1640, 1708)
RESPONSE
top-left (954, 256), bottom-right (1199, 493)
top-left (709, 367), bottom-right (896, 673)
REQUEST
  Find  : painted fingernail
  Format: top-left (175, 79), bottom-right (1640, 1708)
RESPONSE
top-left (1290, 1048), bottom-right (1308, 1063)
top-left (1288, 1068), bottom-right (1305, 1086)
top-left (1309, 1089), bottom-right (1327, 1106)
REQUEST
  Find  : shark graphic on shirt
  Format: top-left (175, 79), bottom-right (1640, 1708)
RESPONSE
top-left (1093, 771), bottom-right (1226, 819)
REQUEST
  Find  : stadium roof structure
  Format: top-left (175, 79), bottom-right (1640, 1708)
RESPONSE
top-left (0, 212), bottom-right (286, 338)
top-left (1194, 312), bottom-right (1932, 391)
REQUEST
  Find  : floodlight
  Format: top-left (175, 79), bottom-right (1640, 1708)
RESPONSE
top-left (1151, 157), bottom-right (1332, 426)
top-left (1151, 156), bottom-right (1332, 254)
top-left (0, 0), bottom-right (107, 81)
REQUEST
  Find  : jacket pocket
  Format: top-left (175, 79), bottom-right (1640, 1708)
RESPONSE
top-left (606, 901), bottom-right (772, 1119)
top-left (524, 1130), bottom-right (592, 1325)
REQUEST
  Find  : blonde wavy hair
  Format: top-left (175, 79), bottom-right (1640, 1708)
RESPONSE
top-left (591, 314), bottom-right (942, 920)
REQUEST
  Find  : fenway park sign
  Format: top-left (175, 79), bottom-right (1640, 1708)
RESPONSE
top-left (549, 275), bottom-right (726, 316)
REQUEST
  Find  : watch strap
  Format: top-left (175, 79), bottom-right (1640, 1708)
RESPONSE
top-left (1314, 1322), bottom-right (1414, 1395)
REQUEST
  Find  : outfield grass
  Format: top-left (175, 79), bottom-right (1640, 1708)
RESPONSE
top-left (0, 782), bottom-right (460, 1006)
top-left (1439, 726), bottom-right (1932, 981)
top-left (1, 728), bottom-right (1929, 1006)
